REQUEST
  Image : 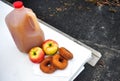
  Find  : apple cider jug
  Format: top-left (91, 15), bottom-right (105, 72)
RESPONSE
top-left (5, 1), bottom-right (45, 53)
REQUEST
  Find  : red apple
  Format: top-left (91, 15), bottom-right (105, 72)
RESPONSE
top-left (42, 39), bottom-right (59, 55)
top-left (29, 47), bottom-right (45, 63)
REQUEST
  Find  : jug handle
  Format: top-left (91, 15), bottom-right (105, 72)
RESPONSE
top-left (27, 12), bottom-right (39, 30)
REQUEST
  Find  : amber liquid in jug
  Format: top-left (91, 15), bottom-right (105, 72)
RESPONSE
top-left (5, 1), bottom-right (45, 53)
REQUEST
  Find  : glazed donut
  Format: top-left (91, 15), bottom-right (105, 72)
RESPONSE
top-left (40, 56), bottom-right (56, 73)
top-left (59, 47), bottom-right (73, 60)
top-left (52, 54), bottom-right (68, 70)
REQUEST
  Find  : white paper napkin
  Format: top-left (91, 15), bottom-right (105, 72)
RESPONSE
top-left (33, 60), bottom-right (74, 77)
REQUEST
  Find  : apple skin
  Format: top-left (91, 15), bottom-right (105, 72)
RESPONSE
top-left (29, 47), bottom-right (45, 63)
top-left (42, 39), bottom-right (59, 55)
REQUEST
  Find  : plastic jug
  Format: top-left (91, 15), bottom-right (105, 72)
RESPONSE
top-left (5, 1), bottom-right (45, 53)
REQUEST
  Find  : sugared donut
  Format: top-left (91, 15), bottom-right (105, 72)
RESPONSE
top-left (52, 54), bottom-right (68, 70)
top-left (40, 56), bottom-right (56, 73)
top-left (59, 47), bottom-right (73, 60)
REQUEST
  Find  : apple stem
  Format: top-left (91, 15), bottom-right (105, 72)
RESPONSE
top-left (49, 43), bottom-right (52, 47)
top-left (33, 52), bottom-right (36, 56)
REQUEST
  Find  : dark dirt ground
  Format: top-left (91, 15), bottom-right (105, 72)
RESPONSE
top-left (5, 0), bottom-right (120, 81)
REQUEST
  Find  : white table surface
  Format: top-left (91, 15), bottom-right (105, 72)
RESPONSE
top-left (0, 1), bottom-right (91, 81)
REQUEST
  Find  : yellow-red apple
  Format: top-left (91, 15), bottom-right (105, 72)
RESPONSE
top-left (42, 39), bottom-right (59, 55)
top-left (29, 47), bottom-right (45, 63)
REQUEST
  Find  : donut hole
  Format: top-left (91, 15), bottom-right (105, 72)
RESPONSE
top-left (46, 61), bottom-right (51, 67)
top-left (59, 57), bottom-right (64, 62)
